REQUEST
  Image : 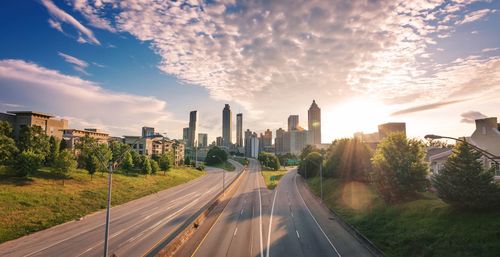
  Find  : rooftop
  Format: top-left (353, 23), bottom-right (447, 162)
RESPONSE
top-left (7, 111), bottom-right (54, 118)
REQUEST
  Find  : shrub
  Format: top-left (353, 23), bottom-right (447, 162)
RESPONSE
top-left (16, 150), bottom-right (43, 177)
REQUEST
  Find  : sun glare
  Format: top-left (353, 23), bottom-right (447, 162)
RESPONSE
top-left (323, 97), bottom-right (390, 140)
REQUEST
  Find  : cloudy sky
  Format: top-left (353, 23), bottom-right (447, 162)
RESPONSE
top-left (0, 0), bottom-right (499, 143)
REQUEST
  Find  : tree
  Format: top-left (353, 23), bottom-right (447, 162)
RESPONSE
top-left (109, 141), bottom-right (130, 167)
top-left (159, 152), bottom-right (172, 174)
top-left (76, 136), bottom-right (111, 179)
top-left (258, 152), bottom-right (281, 171)
top-left (0, 127), bottom-right (18, 165)
top-left (184, 155), bottom-right (191, 166)
top-left (151, 159), bottom-right (159, 175)
top-left (53, 149), bottom-right (77, 185)
top-left (371, 133), bottom-right (429, 203)
top-left (84, 154), bottom-right (100, 180)
top-left (300, 145), bottom-right (319, 160)
top-left (17, 126), bottom-right (50, 161)
top-left (324, 138), bottom-right (372, 181)
top-left (205, 146), bottom-right (228, 165)
top-left (47, 136), bottom-right (60, 166)
top-left (130, 150), bottom-right (142, 170)
top-left (16, 150), bottom-right (43, 177)
top-left (121, 152), bottom-right (134, 172)
top-left (59, 139), bottom-right (68, 152)
top-left (298, 152), bottom-right (323, 178)
top-left (142, 157), bottom-right (152, 175)
top-left (433, 142), bottom-right (500, 210)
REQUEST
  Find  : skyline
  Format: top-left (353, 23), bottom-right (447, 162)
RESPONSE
top-left (0, 0), bottom-right (499, 143)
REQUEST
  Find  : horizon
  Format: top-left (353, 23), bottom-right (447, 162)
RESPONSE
top-left (1, 0), bottom-right (499, 143)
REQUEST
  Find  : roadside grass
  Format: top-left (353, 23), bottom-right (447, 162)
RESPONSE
top-left (261, 169), bottom-right (288, 189)
top-left (0, 166), bottom-right (204, 243)
top-left (206, 161), bottom-right (236, 171)
top-left (233, 156), bottom-right (249, 166)
top-left (306, 177), bottom-right (500, 257)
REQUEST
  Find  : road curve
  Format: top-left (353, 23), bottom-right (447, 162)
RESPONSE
top-left (0, 162), bottom-right (242, 257)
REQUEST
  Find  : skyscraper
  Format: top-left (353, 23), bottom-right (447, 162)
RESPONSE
top-left (263, 129), bottom-right (272, 147)
top-left (198, 133), bottom-right (208, 148)
top-left (222, 104), bottom-right (232, 147)
top-left (288, 115), bottom-right (299, 131)
top-left (236, 113), bottom-right (243, 147)
top-left (188, 110), bottom-right (197, 147)
top-left (308, 100), bottom-right (321, 144)
top-left (183, 127), bottom-right (189, 142)
top-left (275, 128), bottom-right (285, 154)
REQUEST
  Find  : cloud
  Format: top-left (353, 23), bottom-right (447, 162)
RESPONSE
top-left (482, 47), bottom-right (499, 52)
top-left (0, 59), bottom-right (177, 136)
top-left (58, 52), bottom-right (89, 74)
top-left (391, 99), bottom-right (469, 116)
top-left (457, 9), bottom-right (494, 24)
top-left (460, 111), bottom-right (487, 123)
top-left (41, 0), bottom-right (100, 45)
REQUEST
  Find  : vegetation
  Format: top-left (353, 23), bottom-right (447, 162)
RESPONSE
top-left (15, 150), bottom-right (43, 177)
top-left (258, 152), bottom-right (281, 171)
top-left (52, 149), bottom-right (77, 184)
top-left (276, 153), bottom-right (298, 167)
top-left (0, 121), bottom-right (17, 165)
top-left (371, 133), bottom-right (429, 203)
top-left (324, 138), bottom-right (372, 181)
top-left (158, 152), bottom-right (172, 174)
top-left (0, 166), bottom-right (204, 243)
top-left (433, 142), bottom-right (500, 210)
top-left (261, 169), bottom-right (288, 189)
top-left (298, 151), bottom-right (323, 178)
top-left (208, 161), bottom-right (236, 171)
top-left (306, 177), bottom-right (500, 257)
top-left (205, 146), bottom-right (228, 165)
top-left (233, 156), bottom-right (249, 166)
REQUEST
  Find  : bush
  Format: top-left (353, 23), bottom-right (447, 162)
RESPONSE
top-left (151, 159), bottom-right (159, 174)
top-left (205, 146), bottom-right (227, 165)
top-left (371, 133), bottom-right (429, 203)
top-left (433, 142), bottom-right (500, 210)
top-left (298, 152), bottom-right (322, 178)
top-left (258, 152), bottom-right (281, 171)
top-left (16, 150), bottom-right (43, 177)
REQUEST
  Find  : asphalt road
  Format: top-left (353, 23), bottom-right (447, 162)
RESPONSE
top-left (0, 162), bottom-right (241, 257)
top-left (190, 165), bottom-right (375, 257)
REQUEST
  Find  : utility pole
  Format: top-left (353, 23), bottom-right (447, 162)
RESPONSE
top-left (320, 163), bottom-right (323, 203)
top-left (103, 162), bottom-right (113, 257)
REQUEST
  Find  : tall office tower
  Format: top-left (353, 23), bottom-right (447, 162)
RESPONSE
top-left (236, 113), bottom-right (243, 147)
top-left (244, 129), bottom-right (253, 157)
top-left (198, 133), bottom-right (208, 147)
top-left (216, 136), bottom-right (224, 146)
top-left (188, 111), bottom-right (197, 147)
top-left (288, 115), bottom-right (299, 131)
top-left (183, 127), bottom-right (189, 141)
top-left (263, 129), bottom-right (272, 147)
top-left (142, 127), bottom-right (155, 138)
top-left (275, 128), bottom-right (285, 154)
top-left (222, 104), bottom-right (232, 147)
top-left (308, 100), bottom-right (322, 144)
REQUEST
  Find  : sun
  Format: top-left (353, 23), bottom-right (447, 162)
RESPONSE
top-left (322, 97), bottom-right (390, 140)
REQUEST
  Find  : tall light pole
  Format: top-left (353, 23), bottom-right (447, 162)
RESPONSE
top-left (424, 134), bottom-right (500, 173)
top-left (103, 162), bottom-right (113, 257)
top-left (213, 155), bottom-right (225, 195)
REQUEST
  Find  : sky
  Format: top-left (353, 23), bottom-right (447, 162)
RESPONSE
top-left (0, 0), bottom-right (499, 144)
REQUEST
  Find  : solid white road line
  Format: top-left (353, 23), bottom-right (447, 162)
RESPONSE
top-left (234, 227), bottom-right (238, 237)
top-left (256, 164), bottom-right (264, 257)
top-left (265, 189), bottom-right (278, 257)
top-left (294, 174), bottom-right (342, 257)
top-left (296, 230), bottom-right (300, 239)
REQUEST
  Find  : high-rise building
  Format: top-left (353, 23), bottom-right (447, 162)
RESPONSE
top-left (244, 129), bottom-right (253, 157)
top-left (142, 127), bottom-right (155, 138)
top-left (244, 129), bottom-right (259, 158)
top-left (290, 129), bottom-right (309, 155)
top-left (308, 100), bottom-right (321, 144)
top-left (198, 133), bottom-right (208, 148)
top-left (188, 111), bottom-right (197, 147)
top-left (216, 136), bottom-right (224, 146)
top-left (222, 104), bottom-right (232, 146)
top-left (236, 113), bottom-right (243, 147)
top-left (288, 115), bottom-right (299, 131)
top-left (262, 129), bottom-right (272, 147)
top-left (275, 128), bottom-right (285, 154)
top-left (183, 127), bottom-right (189, 142)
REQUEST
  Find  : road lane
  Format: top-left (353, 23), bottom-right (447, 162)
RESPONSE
top-left (0, 162), bottom-right (241, 257)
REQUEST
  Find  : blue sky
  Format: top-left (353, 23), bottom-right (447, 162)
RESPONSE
top-left (0, 0), bottom-right (499, 143)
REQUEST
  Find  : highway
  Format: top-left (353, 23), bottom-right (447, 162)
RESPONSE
top-left (190, 164), bottom-right (375, 257)
top-left (0, 162), bottom-right (242, 257)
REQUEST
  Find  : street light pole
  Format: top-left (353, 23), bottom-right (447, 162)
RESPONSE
top-left (103, 162), bottom-right (113, 257)
top-left (320, 163), bottom-right (323, 202)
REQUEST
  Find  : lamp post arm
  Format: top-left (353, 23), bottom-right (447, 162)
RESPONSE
top-left (437, 136), bottom-right (499, 165)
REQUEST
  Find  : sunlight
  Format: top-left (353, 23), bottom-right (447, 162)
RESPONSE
top-left (323, 97), bottom-right (391, 140)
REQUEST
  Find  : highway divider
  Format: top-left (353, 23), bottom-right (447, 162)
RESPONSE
top-left (144, 164), bottom-right (248, 257)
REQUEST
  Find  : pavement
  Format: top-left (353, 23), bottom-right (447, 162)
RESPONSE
top-left (189, 164), bottom-right (375, 257)
top-left (0, 162), bottom-right (242, 257)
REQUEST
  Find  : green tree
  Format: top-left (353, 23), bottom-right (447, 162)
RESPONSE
top-left (184, 155), bottom-right (191, 166)
top-left (300, 144), bottom-right (319, 160)
top-left (205, 146), bottom-right (227, 165)
top-left (371, 133), bottom-right (429, 203)
top-left (47, 136), bottom-right (60, 166)
top-left (84, 155), bottom-right (100, 180)
top-left (258, 152), bottom-right (281, 170)
top-left (53, 149), bottom-right (77, 185)
top-left (17, 126), bottom-right (50, 161)
top-left (76, 136), bottom-right (111, 178)
top-left (0, 135), bottom-right (18, 165)
top-left (142, 157), bottom-right (152, 175)
top-left (432, 142), bottom-right (500, 210)
top-left (16, 150), bottom-right (43, 177)
top-left (59, 139), bottom-right (68, 152)
top-left (151, 159), bottom-right (159, 174)
top-left (159, 152), bottom-right (172, 174)
top-left (121, 152), bottom-right (134, 172)
top-left (298, 152), bottom-right (323, 178)
top-left (324, 138), bottom-right (372, 181)
top-left (130, 150), bottom-right (142, 170)
top-left (0, 121), bottom-right (13, 137)
top-left (109, 141), bottom-right (130, 166)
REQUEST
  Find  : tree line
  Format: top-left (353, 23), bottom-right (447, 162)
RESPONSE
top-left (298, 132), bottom-right (500, 210)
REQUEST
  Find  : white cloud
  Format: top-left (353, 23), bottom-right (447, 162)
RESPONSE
top-left (0, 59), bottom-right (178, 136)
top-left (58, 52), bottom-right (89, 74)
top-left (457, 9), bottom-right (494, 24)
top-left (41, 0), bottom-right (100, 45)
top-left (482, 47), bottom-right (499, 52)
top-left (460, 110), bottom-right (487, 123)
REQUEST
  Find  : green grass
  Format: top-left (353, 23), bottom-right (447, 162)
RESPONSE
top-left (207, 161), bottom-right (236, 171)
top-left (233, 157), bottom-right (249, 166)
top-left (306, 177), bottom-right (500, 257)
top-left (0, 166), bottom-right (204, 243)
top-left (261, 169), bottom-right (288, 189)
